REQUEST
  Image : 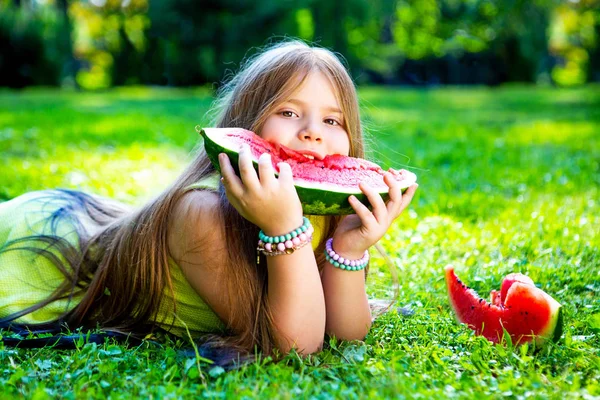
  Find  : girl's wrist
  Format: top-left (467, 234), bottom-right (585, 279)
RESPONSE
top-left (258, 216), bottom-right (313, 256)
top-left (260, 215), bottom-right (305, 238)
top-left (331, 238), bottom-right (368, 261)
top-left (326, 238), bottom-right (369, 271)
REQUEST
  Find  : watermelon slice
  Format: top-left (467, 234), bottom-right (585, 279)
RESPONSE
top-left (445, 266), bottom-right (563, 346)
top-left (200, 128), bottom-right (418, 215)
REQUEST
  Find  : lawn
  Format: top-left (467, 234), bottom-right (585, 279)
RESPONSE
top-left (0, 85), bottom-right (599, 399)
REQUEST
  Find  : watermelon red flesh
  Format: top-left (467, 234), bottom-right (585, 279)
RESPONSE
top-left (445, 266), bottom-right (504, 342)
top-left (500, 273), bottom-right (534, 303)
top-left (201, 127), bottom-right (418, 215)
top-left (445, 266), bottom-right (563, 346)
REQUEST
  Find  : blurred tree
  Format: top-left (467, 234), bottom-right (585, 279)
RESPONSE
top-left (0, 2), bottom-right (67, 87)
top-left (1, 0), bottom-right (598, 88)
top-left (491, 0), bottom-right (559, 83)
top-left (549, 0), bottom-right (600, 85)
top-left (590, 15), bottom-right (600, 81)
top-left (57, 0), bottom-right (77, 87)
top-left (389, 0), bottom-right (562, 84)
top-left (308, 0), bottom-right (401, 83)
top-left (146, 0), bottom-right (310, 86)
top-left (69, 0), bottom-right (150, 89)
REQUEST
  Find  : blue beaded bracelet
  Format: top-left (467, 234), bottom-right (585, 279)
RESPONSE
top-left (258, 217), bottom-right (311, 244)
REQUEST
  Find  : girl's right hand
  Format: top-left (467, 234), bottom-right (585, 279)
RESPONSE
top-left (219, 144), bottom-right (304, 236)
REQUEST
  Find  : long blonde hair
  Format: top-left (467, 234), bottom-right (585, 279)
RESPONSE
top-left (1, 39), bottom-right (365, 355)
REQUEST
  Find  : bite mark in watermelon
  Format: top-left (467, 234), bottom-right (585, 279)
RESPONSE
top-left (445, 266), bottom-right (563, 346)
top-left (200, 128), bottom-right (418, 215)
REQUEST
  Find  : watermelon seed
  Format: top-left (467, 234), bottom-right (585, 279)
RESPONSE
top-left (471, 306), bottom-right (475, 310)
top-left (479, 299), bottom-right (484, 303)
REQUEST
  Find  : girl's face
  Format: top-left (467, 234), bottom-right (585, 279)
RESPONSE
top-left (259, 71), bottom-right (350, 160)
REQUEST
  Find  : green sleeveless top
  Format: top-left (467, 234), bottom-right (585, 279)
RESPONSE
top-left (0, 175), bottom-right (327, 338)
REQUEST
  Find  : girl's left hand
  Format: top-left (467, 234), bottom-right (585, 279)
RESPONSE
top-left (331, 172), bottom-right (418, 259)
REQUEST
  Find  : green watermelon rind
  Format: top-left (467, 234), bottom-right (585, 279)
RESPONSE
top-left (551, 307), bottom-right (564, 343)
top-left (201, 128), bottom-right (416, 215)
top-left (532, 292), bottom-right (563, 345)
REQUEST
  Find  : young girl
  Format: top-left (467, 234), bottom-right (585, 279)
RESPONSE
top-left (0, 40), bottom-right (418, 356)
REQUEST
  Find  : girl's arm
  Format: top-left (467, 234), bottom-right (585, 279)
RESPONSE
top-left (321, 258), bottom-right (372, 340)
top-left (168, 189), bottom-right (325, 354)
top-left (264, 237), bottom-right (326, 354)
top-left (323, 175), bottom-right (419, 340)
top-left (219, 147), bottom-right (326, 354)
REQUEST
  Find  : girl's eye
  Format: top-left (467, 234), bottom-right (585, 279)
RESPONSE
top-left (281, 111), bottom-right (297, 118)
top-left (325, 118), bottom-right (340, 126)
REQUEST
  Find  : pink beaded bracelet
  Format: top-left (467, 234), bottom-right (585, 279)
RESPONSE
top-left (325, 238), bottom-right (369, 271)
top-left (257, 219), bottom-right (314, 256)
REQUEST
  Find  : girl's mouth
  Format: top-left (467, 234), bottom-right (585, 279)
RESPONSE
top-left (296, 149), bottom-right (323, 160)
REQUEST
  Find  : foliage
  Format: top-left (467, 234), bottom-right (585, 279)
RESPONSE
top-left (550, 0), bottom-right (600, 86)
top-left (2, 0), bottom-right (600, 88)
top-left (0, 3), bottom-right (68, 87)
top-left (69, 0), bottom-right (150, 89)
top-left (0, 85), bottom-right (599, 397)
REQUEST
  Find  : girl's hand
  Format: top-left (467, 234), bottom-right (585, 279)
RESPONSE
top-left (332, 172), bottom-right (418, 259)
top-left (219, 144), bottom-right (304, 235)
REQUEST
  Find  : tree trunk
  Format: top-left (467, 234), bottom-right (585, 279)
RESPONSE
top-left (56, 0), bottom-right (77, 87)
top-left (587, 22), bottom-right (600, 82)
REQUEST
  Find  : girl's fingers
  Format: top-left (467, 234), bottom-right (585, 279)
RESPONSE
top-left (219, 153), bottom-right (244, 198)
top-left (348, 195), bottom-right (377, 228)
top-left (398, 184), bottom-right (418, 213)
top-left (390, 183), bottom-right (418, 219)
top-left (359, 182), bottom-right (387, 223)
top-left (277, 162), bottom-right (294, 186)
top-left (384, 172), bottom-right (403, 215)
top-left (257, 152), bottom-right (276, 186)
top-left (238, 144), bottom-right (260, 192)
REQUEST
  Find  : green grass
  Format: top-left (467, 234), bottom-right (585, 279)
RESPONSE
top-left (1, 85), bottom-right (599, 399)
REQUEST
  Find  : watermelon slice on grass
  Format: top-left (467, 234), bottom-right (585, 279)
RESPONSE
top-left (200, 127), bottom-right (418, 215)
top-left (445, 266), bottom-right (563, 347)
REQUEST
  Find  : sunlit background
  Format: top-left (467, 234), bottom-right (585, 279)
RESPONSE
top-left (1, 0), bottom-right (599, 89)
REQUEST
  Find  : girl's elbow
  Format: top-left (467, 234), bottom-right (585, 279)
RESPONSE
top-left (297, 338), bottom-right (324, 355)
top-left (277, 333), bottom-right (324, 355)
top-left (328, 320), bottom-right (372, 342)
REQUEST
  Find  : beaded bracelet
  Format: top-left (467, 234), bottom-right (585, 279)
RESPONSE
top-left (325, 238), bottom-right (369, 271)
top-left (257, 217), bottom-right (314, 256)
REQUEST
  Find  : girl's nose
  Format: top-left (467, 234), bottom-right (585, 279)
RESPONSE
top-left (298, 122), bottom-right (322, 143)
